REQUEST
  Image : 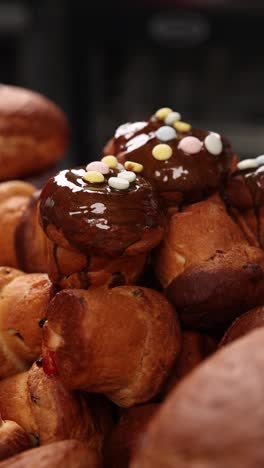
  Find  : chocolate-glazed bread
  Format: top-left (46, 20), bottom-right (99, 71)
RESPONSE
top-left (104, 107), bottom-right (236, 208)
top-left (39, 165), bottom-right (164, 289)
top-left (225, 156), bottom-right (264, 248)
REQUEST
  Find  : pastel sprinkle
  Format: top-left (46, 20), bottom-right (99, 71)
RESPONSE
top-left (174, 121), bottom-right (191, 133)
top-left (101, 155), bottom-right (118, 168)
top-left (237, 159), bottom-right (258, 171)
top-left (117, 163), bottom-right (125, 170)
top-left (83, 171), bottom-right (105, 183)
top-left (108, 177), bottom-right (129, 190)
top-left (204, 133), bottom-right (223, 156)
top-left (124, 161), bottom-right (143, 173)
top-left (155, 107), bottom-right (173, 120)
top-left (152, 144), bottom-right (173, 161)
top-left (156, 126), bottom-right (177, 142)
top-left (178, 136), bottom-right (203, 154)
top-left (118, 171), bottom-right (136, 182)
top-left (164, 112), bottom-right (182, 125)
top-left (86, 161), bottom-right (110, 174)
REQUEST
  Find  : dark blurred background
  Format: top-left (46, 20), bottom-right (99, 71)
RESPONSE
top-left (1, 0), bottom-right (264, 166)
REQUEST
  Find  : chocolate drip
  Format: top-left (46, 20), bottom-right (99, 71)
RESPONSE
top-left (39, 167), bottom-right (163, 257)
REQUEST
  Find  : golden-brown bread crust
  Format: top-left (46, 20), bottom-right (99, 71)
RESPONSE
top-left (0, 269), bottom-right (55, 378)
top-left (0, 440), bottom-right (101, 468)
top-left (0, 85), bottom-right (70, 181)
top-left (46, 240), bottom-right (148, 289)
top-left (15, 192), bottom-right (48, 273)
top-left (42, 286), bottom-right (181, 407)
top-left (0, 418), bottom-right (33, 462)
top-left (162, 331), bottom-right (216, 396)
top-left (167, 243), bottom-right (264, 329)
top-left (131, 328), bottom-right (264, 468)
top-left (155, 194), bottom-right (264, 329)
top-left (0, 181), bottom-right (36, 269)
top-left (155, 194), bottom-right (246, 288)
top-left (104, 404), bottom-right (159, 468)
top-left (220, 305), bottom-right (264, 346)
top-left (0, 181), bottom-right (48, 272)
top-left (0, 364), bottom-right (110, 449)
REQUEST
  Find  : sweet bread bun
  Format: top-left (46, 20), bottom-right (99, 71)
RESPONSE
top-left (0, 268), bottom-right (55, 378)
top-left (0, 363), bottom-right (110, 449)
top-left (104, 404), bottom-right (159, 468)
top-left (162, 331), bottom-right (216, 396)
top-left (104, 108), bottom-right (236, 208)
top-left (131, 328), bottom-right (264, 468)
top-left (0, 440), bottom-right (101, 468)
top-left (42, 286), bottom-right (181, 407)
top-left (0, 181), bottom-right (48, 272)
top-left (39, 166), bottom-right (164, 288)
top-left (220, 305), bottom-right (264, 346)
top-left (0, 418), bottom-right (33, 462)
top-left (0, 85), bottom-right (69, 181)
top-left (0, 181), bottom-right (35, 268)
top-left (155, 194), bottom-right (264, 329)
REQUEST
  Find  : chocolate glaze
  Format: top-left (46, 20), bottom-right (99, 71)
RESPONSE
top-left (226, 166), bottom-right (264, 211)
top-left (105, 117), bottom-right (235, 204)
top-left (39, 167), bottom-right (163, 257)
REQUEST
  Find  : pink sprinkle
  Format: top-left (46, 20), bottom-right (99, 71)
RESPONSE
top-left (86, 161), bottom-right (110, 174)
top-left (178, 136), bottom-right (203, 155)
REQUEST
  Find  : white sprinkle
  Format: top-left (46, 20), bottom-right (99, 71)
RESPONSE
top-left (117, 163), bottom-right (125, 170)
top-left (204, 133), bottom-right (223, 155)
top-left (256, 155), bottom-right (264, 166)
top-left (117, 171), bottom-right (136, 183)
top-left (108, 177), bottom-right (129, 190)
top-left (163, 175), bottom-right (168, 182)
top-left (155, 171), bottom-right (161, 177)
top-left (237, 159), bottom-right (259, 171)
top-left (156, 126), bottom-right (177, 142)
top-left (164, 112), bottom-right (182, 125)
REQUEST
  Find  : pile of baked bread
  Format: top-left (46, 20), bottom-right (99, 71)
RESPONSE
top-left (1, 86), bottom-right (264, 468)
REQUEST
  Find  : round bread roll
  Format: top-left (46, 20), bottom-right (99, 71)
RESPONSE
top-left (131, 328), bottom-right (264, 468)
top-left (0, 85), bottom-right (69, 181)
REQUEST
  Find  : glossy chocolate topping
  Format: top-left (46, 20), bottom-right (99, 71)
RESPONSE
top-left (39, 168), bottom-right (163, 257)
top-left (227, 166), bottom-right (264, 210)
top-left (105, 118), bottom-right (234, 203)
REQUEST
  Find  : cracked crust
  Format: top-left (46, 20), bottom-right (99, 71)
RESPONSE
top-left (42, 286), bottom-right (181, 407)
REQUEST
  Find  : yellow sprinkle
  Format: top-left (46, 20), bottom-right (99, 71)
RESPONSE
top-left (101, 155), bottom-right (118, 168)
top-left (83, 171), bottom-right (105, 183)
top-left (174, 121), bottom-right (191, 133)
top-left (155, 107), bottom-right (173, 120)
top-left (152, 144), bottom-right (173, 161)
top-left (124, 161), bottom-right (144, 173)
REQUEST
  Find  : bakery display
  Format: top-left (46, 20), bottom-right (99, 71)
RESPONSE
top-left (103, 107), bottom-right (236, 208)
top-left (0, 85), bottom-right (69, 182)
top-left (2, 92), bottom-right (264, 466)
top-left (39, 163), bottom-right (164, 288)
top-left (42, 286), bottom-right (181, 406)
top-left (0, 266), bottom-right (54, 378)
top-left (131, 329), bottom-right (264, 468)
top-left (0, 440), bottom-right (101, 468)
